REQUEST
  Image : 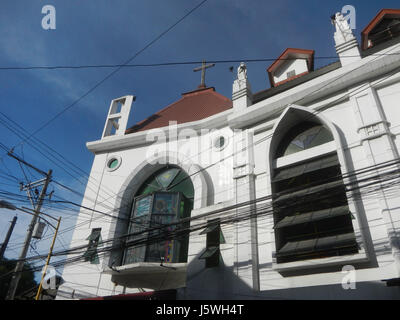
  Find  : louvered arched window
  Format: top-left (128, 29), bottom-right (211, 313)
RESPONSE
top-left (272, 121), bottom-right (358, 263)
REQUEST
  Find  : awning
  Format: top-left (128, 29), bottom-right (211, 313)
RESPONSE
top-left (277, 233), bottom-right (356, 257)
top-left (86, 229), bottom-right (101, 241)
top-left (199, 224), bottom-right (219, 235)
top-left (81, 289), bottom-right (177, 300)
top-left (274, 205), bottom-right (350, 229)
top-left (272, 154), bottom-right (338, 182)
top-left (105, 262), bottom-right (187, 290)
top-left (274, 179), bottom-right (344, 204)
top-left (198, 246), bottom-right (219, 259)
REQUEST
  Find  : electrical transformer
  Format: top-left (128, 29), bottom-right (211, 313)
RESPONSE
top-left (33, 221), bottom-right (46, 239)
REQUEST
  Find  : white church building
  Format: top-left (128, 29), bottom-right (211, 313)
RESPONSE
top-left (57, 9), bottom-right (400, 300)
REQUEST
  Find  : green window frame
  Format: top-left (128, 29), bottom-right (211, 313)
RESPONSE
top-left (199, 219), bottom-right (223, 268)
top-left (84, 228), bottom-right (102, 264)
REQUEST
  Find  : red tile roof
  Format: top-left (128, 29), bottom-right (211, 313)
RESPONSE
top-left (125, 87), bottom-right (232, 134)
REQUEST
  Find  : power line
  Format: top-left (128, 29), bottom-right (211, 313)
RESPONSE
top-left (8, 0), bottom-right (210, 153)
top-left (1, 38), bottom-right (398, 231)
top-left (0, 1), bottom-right (214, 229)
top-left (12, 158), bottom-right (400, 266)
top-left (1, 35), bottom-right (398, 266)
top-left (0, 53), bottom-right (399, 71)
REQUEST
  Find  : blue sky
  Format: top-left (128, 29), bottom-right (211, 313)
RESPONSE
top-left (0, 0), bottom-right (399, 283)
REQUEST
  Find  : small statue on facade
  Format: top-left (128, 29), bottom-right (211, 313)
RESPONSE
top-left (332, 12), bottom-right (354, 43)
top-left (237, 62), bottom-right (247, 81)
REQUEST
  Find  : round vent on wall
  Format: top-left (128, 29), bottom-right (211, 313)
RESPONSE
top-left (106, 155), bottom-right (122, 172)
top-left (213, 135), bottom-right (228, 151)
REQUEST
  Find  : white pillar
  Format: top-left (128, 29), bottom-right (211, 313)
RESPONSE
top-left (350, 84), bottom-right (400, 275)
top-left (332, 12), bottom-right (361, 67)
top-left (233, 129), bottom-right (260, 292)
top-left (232, 62), bottom-right (252, 112)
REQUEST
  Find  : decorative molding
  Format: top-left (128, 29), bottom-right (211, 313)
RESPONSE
top-left (335, 38), bottom-right (359, 54)
top-left (358, 120), bottom-right (393, 142)
top-left (228, 46), bottom-right (400, 129)
top-left (233, 164), bottom-right (255, 179)
top-left (232, 85), bottom-right (252, 101)
top-left (87, 108), bottom-right (233, 154)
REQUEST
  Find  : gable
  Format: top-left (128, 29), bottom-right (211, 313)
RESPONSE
top-left (267, 48), bottom-right (315, 87)
top-left (361, 9), bottom-right (400, 50)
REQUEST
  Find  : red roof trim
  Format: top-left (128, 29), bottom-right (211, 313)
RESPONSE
top-left (274, 71), bottom-right (310, 87)
top-left (267, 48), bottom-right (315, 87)
top-left (267, 48), bottom-right (315, 73)
top-left (361, 8), bottom-right (400, 50)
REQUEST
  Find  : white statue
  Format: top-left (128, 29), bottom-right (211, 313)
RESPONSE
top-left (237, 62), bottom-right (247, 81)
top-left (333, 12), bottom-right (354, 44)
top-left (233, 61), bottom-right (251, 94)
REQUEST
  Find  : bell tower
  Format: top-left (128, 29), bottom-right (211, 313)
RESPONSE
top-left (101, 95), bottom-right (135, 139)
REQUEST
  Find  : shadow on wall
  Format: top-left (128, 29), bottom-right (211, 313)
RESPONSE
top-left (179, 249), bottom-right (400, 300)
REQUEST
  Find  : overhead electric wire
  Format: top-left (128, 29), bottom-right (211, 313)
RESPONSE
top-left (1, 28), bottom-right (398, 282)
top-left (8, 0), bottom-right (210, 153)
top-left (1, 34), bottom-right (399, 234)
top-left (7, 192), bottom-right (400, 282)
top-left (12, 157), bottom-right (400, 267)
top-left (1, 2), bottom-right (396, 216)
top-left (1, 53), bottom-right (400, 71)
top-left (4, 81), bottom-right (400, 297)
top-left (3, 126), bottom-right (400, 257)
top-left (0, 118), bottom-right (120, 211)
top-left (5, 142), bottom-right (400, 254)
top-left (0, 0), bottom-right (213, 224)
top-left (165, 61), bottom-right (400, 192)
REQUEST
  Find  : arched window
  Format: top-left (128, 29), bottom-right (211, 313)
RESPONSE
top-left (271, 121), bottom-right (358, 264)
top-left (277, 122), bottom-right (334, 157)
top-left (123, 166), bottom-right (194, 265)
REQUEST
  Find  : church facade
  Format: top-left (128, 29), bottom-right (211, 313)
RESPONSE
top-left (57, 9), bottom-right (400, 299)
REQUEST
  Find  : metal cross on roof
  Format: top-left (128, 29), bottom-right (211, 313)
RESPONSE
top-left (193, 60), bottom-right (215, 88)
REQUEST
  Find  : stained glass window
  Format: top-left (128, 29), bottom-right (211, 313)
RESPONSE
top-left (134, 196), bottom-right (151, 217)
top-left (136, 167), bottom-right (194, 200)
top-left (155, 168), bottom-right (180, 189)
top-left (123, 167), bottom-right (194, 265)
top-left (278, 123), bottom-right (334, 157)
top-left (108, 159), bottom-right (119, 169)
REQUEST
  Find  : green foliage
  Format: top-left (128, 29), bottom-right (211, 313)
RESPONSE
top-left (0, 258), bottom-right (38, 300)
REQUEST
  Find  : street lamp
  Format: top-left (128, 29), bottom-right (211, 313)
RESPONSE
top-left (0, 200), bottom-right (17, 210)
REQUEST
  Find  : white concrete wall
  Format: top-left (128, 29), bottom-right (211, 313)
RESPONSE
top-left (58, 39), bottom-right (400, 300)
top-left (273, 58), bottom-right (308, 84)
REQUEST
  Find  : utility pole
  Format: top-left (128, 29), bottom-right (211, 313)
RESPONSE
top-left (5, 169), bottom-right (52, 300)
top-left (35, 216), bottom-right (61, 300)
top-left (0, 216), bottom-right (18, 261)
